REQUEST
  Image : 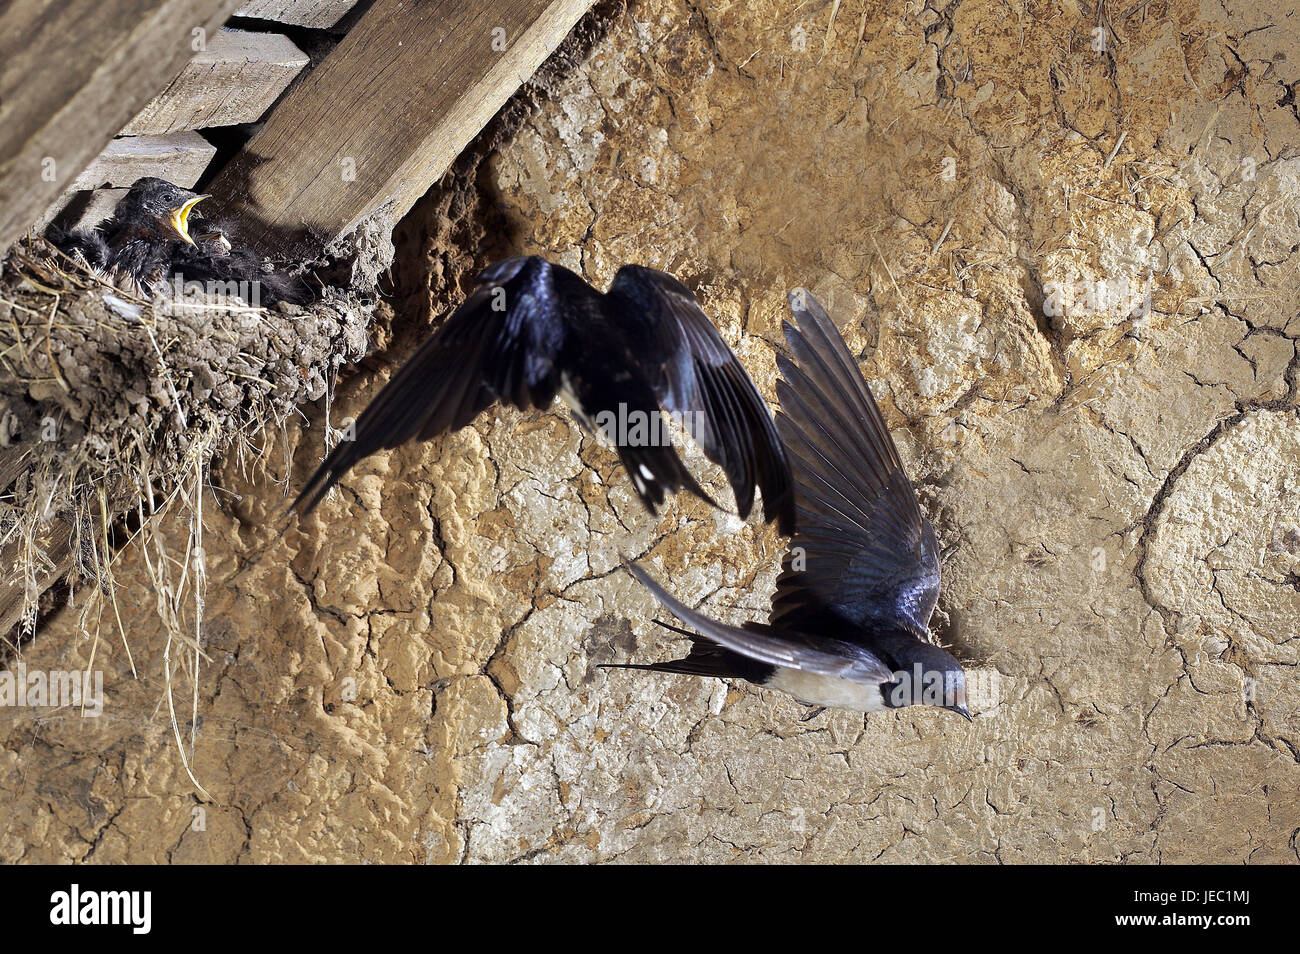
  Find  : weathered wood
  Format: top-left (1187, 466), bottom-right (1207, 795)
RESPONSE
top-left (123, 29), bottom-right (310, 135)
top-left (68, 190), bottom-right (132, 230)
top-left (37, 133), bottom-right (213, 232)
top-left (72, 133), bottom-right (217, 191)
top-left (0, 0), bottom-right (243, 253)
top-left (210, 0), bottom-right (595, 255)
top-left (235, 0), bottom-right (357, 28)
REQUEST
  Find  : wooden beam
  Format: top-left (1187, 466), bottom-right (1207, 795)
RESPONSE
top-left (64, 190), bottom-right (131, 230)
top-left (209, 0), bottom-right (595, 255)
top-left (235, 0), bottom-right (358, 29)
top-left (36, 132), bottom-right (214, 232)
top-left (123, 28), bottom-right (309, 135)
top-left (34, 188), bottom-right (129, 234)
top-left (0, 0), bottom-right (242, 252)
top-left (72, 132), bottom-right (217, 191)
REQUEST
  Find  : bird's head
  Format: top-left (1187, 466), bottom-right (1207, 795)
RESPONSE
top-left (116, 177), bottom-right (211, 246)
top-left (881, 642), bottom-right (970, 720)
top-left (193, 224), bottom-right (232, 255)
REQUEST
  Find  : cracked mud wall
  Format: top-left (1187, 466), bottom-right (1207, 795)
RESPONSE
top-left (2, 0), bottom-right (1298, 863)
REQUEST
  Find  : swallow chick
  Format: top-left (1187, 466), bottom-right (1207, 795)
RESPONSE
top-left (293, 255), bottom-right (795, 532)
top-left (169, 224), bottom-right (308, 307)
top-left (47, 177), bottom-right (305, 306)
top-left (614, 290), bottom-right (969, 719)
top-left (48, 177), bottom-right (210, 291)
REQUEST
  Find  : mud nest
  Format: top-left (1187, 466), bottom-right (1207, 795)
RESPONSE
top-left (0, 238), bottom-right (372, 644)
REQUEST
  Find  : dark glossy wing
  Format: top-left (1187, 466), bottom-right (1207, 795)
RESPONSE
top-left (606, 266), bottom-right (795, 535)
top-left (292, 256), bottom-right (567, 513)
top-left (602, 620), bottom-right (776, 682)
top-left (770, 289), bottom-right (940, 640)
top-left (625, 560), bottom-right (893, 681)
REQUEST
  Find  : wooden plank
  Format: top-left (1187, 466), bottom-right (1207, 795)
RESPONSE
top-left (0, 0), bottom-right (242, 252)
top-left (66, 190), bottom-right (132, 230)
top-left (235, 0), bottom-right (357, 28)
top-left (71, 133), bottom-right (217, 191)
top-left (209, 0), bottom-right (595, 255)
top-left (123, 29), bottom-right (310, 135)
top-left (37, 130), bottom-right (212, 231)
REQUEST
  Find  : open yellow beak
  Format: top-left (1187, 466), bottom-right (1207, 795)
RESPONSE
top-left (168, 194), bottom-right (209, 246)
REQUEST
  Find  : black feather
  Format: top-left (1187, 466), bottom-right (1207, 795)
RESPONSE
top-left (770, 291), bottom-right (940, 640)
top-left (618, 290), bottom-right (964, 712)
top-left (607, 265), bottom-right (795, 534)
top-left (293, 256), bottom-right (789, 528)
top-left (46, 225), bottom-right (110, 270)
top-left (600, 621), bottom-right (775, 682)
top-left (170, 243), bottom-right (307, 307)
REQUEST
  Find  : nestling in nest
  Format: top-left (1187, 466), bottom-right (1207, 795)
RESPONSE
top-left (0, 222), bottom-right (370, 643)
top-left (47, 177), bottom-right (309, 308)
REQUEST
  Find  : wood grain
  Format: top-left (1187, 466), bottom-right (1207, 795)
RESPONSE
top-left (37, 131), bottom-right (214, 232)
top-left (209, 0), bottom-right (595, 254)
top-left (71, 132), bottom-right (217, 190)
top-left (123, 28), bottom-right (309, 135)
top-left (235, 0), bottom-right (358, 29)
top-left (0, 0), bottom-right (242, 252)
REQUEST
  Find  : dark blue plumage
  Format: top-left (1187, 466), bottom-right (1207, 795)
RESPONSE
top-left (616, 290), bottom-right (970, 718)
top-left (293, 256), bottom-right (794, 531)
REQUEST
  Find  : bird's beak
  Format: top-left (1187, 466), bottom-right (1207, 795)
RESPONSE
top-left (196, 231), bottom-right (232, 254)
top-left (949, 703), bottom-right (972, 721)
top-left (168, 194), bottom-right (209, 246)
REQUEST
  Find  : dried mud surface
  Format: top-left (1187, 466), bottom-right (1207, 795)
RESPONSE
top-left (2, 0), bottom-right (1297, 863)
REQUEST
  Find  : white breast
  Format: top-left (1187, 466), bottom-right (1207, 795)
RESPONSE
top-left (765, 667), bottom-right (890, 712)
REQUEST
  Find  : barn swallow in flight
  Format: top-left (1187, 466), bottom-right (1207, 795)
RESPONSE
top-left (48, 177), bottom-right (305, 306)
top-left (615, 290), bottom-right (969, 718)
top-left (293, 256), bottom-right (795, 532)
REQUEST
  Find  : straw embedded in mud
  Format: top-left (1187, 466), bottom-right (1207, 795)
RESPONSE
top-left (0, 238), bottom-right (373, 779)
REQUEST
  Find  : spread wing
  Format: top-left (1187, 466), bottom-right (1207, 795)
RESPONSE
top-left (625, 560), bottom-right (893, 682)
top-left (769, 290), bottom-right (940, 640)
top-left (607, 266), bottom-right (795, 535)
top-left (292, 257), bottom-right (566, 513)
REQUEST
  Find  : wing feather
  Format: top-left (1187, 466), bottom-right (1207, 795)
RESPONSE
top-left (292, 257), bottom-right (564, 513)
top-left (625, 560), bottom-right (892, 682)
top-left (771, 290), bottom-right (941, 639)
top-left (607, 266), bottom-right (795, 534)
